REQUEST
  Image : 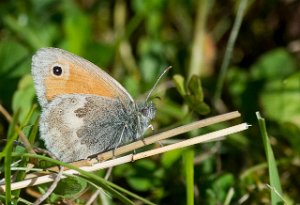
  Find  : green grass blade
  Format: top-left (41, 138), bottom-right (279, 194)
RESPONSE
top-left (256, 112), bottom-right (284, 205)
top-left (27, 115), bottom-right (39, 145)
top-left (4, 111), bottom-right (20, 204)
top-left (213, 0), bottom-right (248, 103)
top-left (184, 149), bottom-right (194, 205)
top-left (4, 138), bottom-right (13, 205)
top-left (19, 104), bottom-right (37, 129)
top-left (12, 105), bottom-right (39, 198)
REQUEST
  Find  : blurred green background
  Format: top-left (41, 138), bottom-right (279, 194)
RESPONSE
top-left (1, 0), bottom-right (300, 204)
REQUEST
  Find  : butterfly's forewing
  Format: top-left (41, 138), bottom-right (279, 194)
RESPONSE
top-left (32, 47), bottom-right (133, 108)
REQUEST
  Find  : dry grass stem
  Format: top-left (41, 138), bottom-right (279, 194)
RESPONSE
top-left (96, 111), bottom-right (240, 161)
top-left (0, 118), bottom-right (248, 192)
top-left (132, 123), bottom-right (248, 161)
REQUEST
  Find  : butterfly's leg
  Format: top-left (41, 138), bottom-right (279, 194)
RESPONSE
top-left (147, 124), bottom-right (164, 147)
top-left (141, 124), bottom-right (163, 147)
top-left (138, 124), bottom-right (154, 145)
top-left (112, 124), bottom-right (127, 157)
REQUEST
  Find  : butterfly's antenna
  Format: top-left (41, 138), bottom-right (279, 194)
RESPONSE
top-left (145, 66), bottom-right (172, 102)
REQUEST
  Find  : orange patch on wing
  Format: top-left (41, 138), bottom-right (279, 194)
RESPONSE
top-left (45, 62), bottom-right (117, 101)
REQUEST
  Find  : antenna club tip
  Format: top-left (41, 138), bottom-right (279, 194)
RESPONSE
top-left (166, 66), bottom-right (172, 71)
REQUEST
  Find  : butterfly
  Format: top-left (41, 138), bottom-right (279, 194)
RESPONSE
top-left (32, 48), bottom-right (157, 162)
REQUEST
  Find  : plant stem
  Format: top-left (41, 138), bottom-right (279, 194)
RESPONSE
top-left (213, 0), bottom-right (248, 103)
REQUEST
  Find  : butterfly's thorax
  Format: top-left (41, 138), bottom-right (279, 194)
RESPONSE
top-left (105, 100), bottom-right (156, 146)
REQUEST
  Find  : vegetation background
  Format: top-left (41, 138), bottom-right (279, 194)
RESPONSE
top-left (0, 0), bottom-right (300, 204)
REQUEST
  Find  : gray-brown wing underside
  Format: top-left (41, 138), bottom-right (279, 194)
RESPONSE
top-left (40, 94), bottom-right (137, 162)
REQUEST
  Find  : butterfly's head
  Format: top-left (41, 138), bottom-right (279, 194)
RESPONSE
top-left (135, 101), bottom-right (156, 136)
top-left (138, 102), bottom-right (156, 121)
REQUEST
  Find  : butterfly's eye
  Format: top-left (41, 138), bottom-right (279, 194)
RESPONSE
top-left (141, 108), bottom-right (148, 116)
top-left (139, 103), bottom-right (156, 120)
top-left (52, 66), bottom-right (63, 76)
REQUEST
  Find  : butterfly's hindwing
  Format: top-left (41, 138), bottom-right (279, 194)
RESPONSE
top-left (40, 94), bottom-right (138, 162)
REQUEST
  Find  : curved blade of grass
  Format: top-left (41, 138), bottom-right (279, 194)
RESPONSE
top-left (10, 153), bottom-right (146, 205)
top-left (256, 112), bottom-right (284, 205)
top-left (0, 194), bottom-right (32, 205)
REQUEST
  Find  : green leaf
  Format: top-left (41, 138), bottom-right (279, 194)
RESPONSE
top-left (188, 75), bottom-right (204, 101)
top-left (133, 0), bottom-right (165, 15)
top-left (173, 74), bottom-right (186, 96)
top-left (280, 122), bottom-right (300, 155)
top-left (0, 40), bottom-right (29, 77)
top-left (86, 43), bottom-right (116, 68)
top-left (12, 75), bottom-right (36, 123)
top-left (137, 38), bottom-right (168, 85)
top-left (250, 48), bottom-right (296, 80)
top-left (185, 95), bottom-right (210, 115)
top-left (139, 54), bottom-right (159, 83)
top-left (62, 1), bottom-right (91, 55)
top-left (127, 159), bottom-right (157, 191)
top-left (212, 174), bottom-right (234, 203)
top-left (136, 159), bottom-right (156, 171)
top-left (4, 15), bottom-right (57, 49)
top-left (186, 75), bottom-right (210, 115)
top-left (0, 39), bottom-right (31, 107)
top-left (227, 67), bottom-right (248, 107)
top-left (127, 177), bottom-right (152, 192)
top-left (161, 149), bottom-right (183, 168)
top-left (173, 74), bottom-right (210, 115)
top-left (156, 98), bottom-right (186, 122)
top-left (260, 72), bottom-right (300, 127)
top-left (205, 173), bottom-right (234, 204)
top-left (53, 176), bottom-right (87, 198)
